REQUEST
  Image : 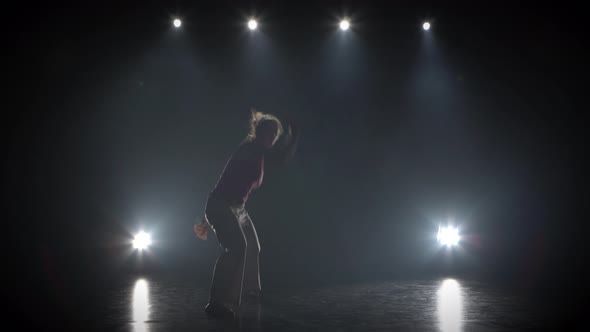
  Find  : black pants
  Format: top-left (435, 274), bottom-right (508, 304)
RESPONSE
top-left (205, 196), bottom-right (261, 309)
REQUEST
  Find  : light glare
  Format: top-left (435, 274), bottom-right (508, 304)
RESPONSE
top-left (437, 279), bottom-right (464, 332)
top-left (133, 231), bottom-right (152, 250)
top-left (173, 19), bottom-right (182, 28)
top-left (248, 19), bottom-right (258, 30)
top-left (437, 225), bottom-right (460, 247)
top-left (132, 279), bottom-right (150, 332)
top-left (423, 22), bottom-right (431, 31)
top-left (340, 19), bottom-right (350, 31)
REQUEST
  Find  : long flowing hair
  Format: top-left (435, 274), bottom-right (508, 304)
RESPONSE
top-left (246, 109), bottom-right (284, 144)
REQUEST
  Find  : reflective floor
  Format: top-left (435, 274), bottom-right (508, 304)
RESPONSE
top-left (91, 276), bottom-right (545, 331)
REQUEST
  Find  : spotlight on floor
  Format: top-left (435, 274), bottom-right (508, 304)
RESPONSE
top-left (423, 22), bottom-right (431, 31)
top-left (173, 19), bottom-right (182, 28)
top-left (339, 19), bottom-right (350, 31)
top-left (133, 231), bottom-right (152, 250)
top-left (437, 224), bottom-right (460, 247)
top-left (248, 19), bottom-right (258, 30)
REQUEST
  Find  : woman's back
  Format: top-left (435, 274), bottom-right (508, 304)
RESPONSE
top-left (210, 141), bottom-right (265, 205)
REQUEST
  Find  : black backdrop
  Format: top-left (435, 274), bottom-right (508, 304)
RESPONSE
top-left (5, 0), bottom-right (586, 327)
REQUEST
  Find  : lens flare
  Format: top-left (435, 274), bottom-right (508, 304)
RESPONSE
top-left (437, 225), bottom-right (460, 246)
top-left (340, 19), bottom-right (350, 31)
top-left (133, 231), bottom-right (152, 250)
top-left (248, 19), bottom-right (258, 30)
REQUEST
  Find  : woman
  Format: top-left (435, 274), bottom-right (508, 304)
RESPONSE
top-left (194, 110), bottom-right (299, 319)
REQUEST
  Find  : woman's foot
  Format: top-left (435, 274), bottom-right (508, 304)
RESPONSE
top-left (204, 302), bottom-right (236, 320)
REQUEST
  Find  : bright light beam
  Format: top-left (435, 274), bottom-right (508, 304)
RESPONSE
top-left (173, 19), bottom-right (182, 28)
top-left (437, 224), bottom-right (460, 247)
top-left (133, 231), bottom-right (152, 250)
top-left (248, 19), bottom-right (258, 30)
top-left (339, 19), bottom-right (350, 31)
top-left (132, 279), bottom-right (150, 332)
top-left (437, 279), bottom-right (464, 332)
top-left (423, 22), bottom-right (431, 31)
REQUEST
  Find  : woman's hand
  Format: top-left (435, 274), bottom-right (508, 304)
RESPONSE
top-left (284, 121), bottom-right (299, 146)
top-left (193, 216), bottom-right (209, 240)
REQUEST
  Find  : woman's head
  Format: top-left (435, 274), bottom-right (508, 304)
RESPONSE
top-left (247, 110), bottom-right (283, 149)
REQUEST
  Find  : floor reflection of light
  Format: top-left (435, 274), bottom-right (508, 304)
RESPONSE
top-left (437, 279), bottom-right (464, 332)
top-left (132, 279), bottom-right (150, 332)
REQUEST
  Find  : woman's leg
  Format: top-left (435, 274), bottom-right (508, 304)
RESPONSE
top-left (241, 213), bottom-right (262, 294)
top-left (207, 201), bottom-right (247, 310)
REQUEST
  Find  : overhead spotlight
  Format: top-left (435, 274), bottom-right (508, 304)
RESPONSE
top-left (248, 19), bottom-right (258, 30)
top-left (339, 19), bottom-right (350, 31)
top-left (173, 19), bottom-right (182, 28)
top-left (423, 22), bottom-right (431, 31)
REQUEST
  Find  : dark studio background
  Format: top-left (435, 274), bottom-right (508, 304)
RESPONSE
top-left (5, 0), bottom-right (586, 328)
